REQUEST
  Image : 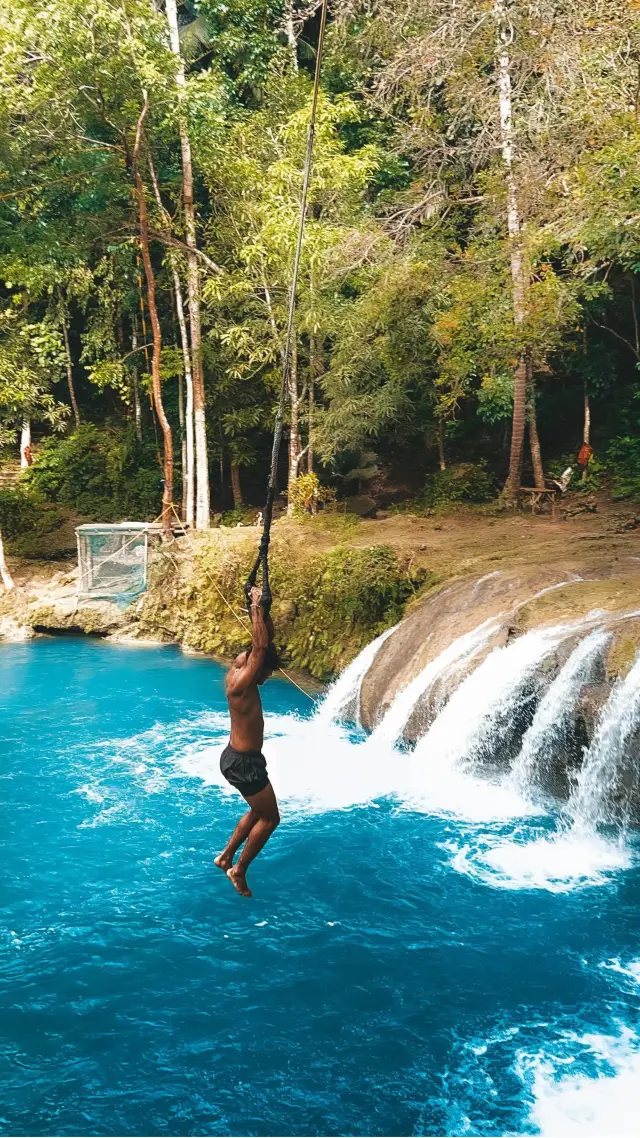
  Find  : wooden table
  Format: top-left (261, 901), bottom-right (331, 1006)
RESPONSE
top-left (518, 487), bottom-right (558, 517)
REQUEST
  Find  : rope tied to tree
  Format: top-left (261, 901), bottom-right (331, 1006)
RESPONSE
top-left (244, 0), bottom-right (329, 617)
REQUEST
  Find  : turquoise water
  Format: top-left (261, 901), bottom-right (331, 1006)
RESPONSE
top-left (1, 637), bottom-right (639, 1137)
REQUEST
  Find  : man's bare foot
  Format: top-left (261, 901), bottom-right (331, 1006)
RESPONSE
top-left (227, 866), bottom-right (252, 897)
top-left (214, 853), bottom-right (232, 872)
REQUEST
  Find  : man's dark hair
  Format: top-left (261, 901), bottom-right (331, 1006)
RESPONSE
top-left (264, 643), bottom-right (281, 673)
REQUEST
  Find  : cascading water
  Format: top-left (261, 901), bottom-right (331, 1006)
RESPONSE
top-left (510, 629), bottom-right (611, 798)
top-left (368, 617), bottom-right (499, 746)
top-left (570, 648), bottom-right (640, 831)
top-left (313, 623), bottom-right (397, 727)
top-left (412, 626), bottom-right (564, 770)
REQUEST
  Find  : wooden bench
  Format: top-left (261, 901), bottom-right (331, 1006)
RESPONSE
top-left (518, 487), bottom-right (558, 518)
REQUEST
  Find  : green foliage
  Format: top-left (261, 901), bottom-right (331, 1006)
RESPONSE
top-left (287, 472), bottom-right (336, 516)
top-left (220, 507), bottom-right (253, 526)
top-left (142, 535), bottom-right (429, 678)
top-left (0, 484), bottom-right (68, 557)
top-left (29, 425), bottom-right (162, 520)
top-left (0, 485), bottom-right (44, 538)
top-left (606, 437), bottom-right (640, 501)
top-left (278, 545), bottom-right (426, 676)
top-left (424, 462), bottom-right (496, 509)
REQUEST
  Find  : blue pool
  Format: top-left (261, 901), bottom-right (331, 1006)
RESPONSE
top-left (1, 637), bottom-right (639, 1136)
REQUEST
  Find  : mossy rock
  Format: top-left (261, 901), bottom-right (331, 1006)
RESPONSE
top-left (139, 530), bottom-right (427, 679)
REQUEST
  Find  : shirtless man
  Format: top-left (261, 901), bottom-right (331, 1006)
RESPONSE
top-left (214, 586), bottom-right (281, 897)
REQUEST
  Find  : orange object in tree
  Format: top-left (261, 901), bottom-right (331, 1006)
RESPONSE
top-left (578, 443), bottom-right (593, 468)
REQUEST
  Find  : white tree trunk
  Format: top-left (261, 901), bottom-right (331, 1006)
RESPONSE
top-left (165, 0), bottom-right (209, 530)
top-left (172, 267), bottom-right (195, 528)
top-left (583, 385), bottom-right (591, 446)
top-left (284, 0), bottom-right (298, 71)
top-left (20, 420), bottom-right (31, 468)
top-left (0, 526), bottom-right (14, 591)
top-left (496, 0), bottom-right (528, 497)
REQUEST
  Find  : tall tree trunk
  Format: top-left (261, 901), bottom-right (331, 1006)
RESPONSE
top-left (218, 429), bottom-right (225, 511)
top-left (308, 378), bottom-right (315, 475)
top-left (287, 334), bottom-right (301, 515)
top-left (284, 0), bottom-right (299, 70)
top-left (230, 461), bottom-right (243, 509)
top-left (133, 99), bottom-right (173, 537)
top-left (528, 407), bottom-right (545, 490)
top-left (582, 381), bottom-right (591, 484)
top-left (178, 367), bottom-right (187, 521)
top-left (437, 418), bottom-right (446, 471)
top-left (147, 154), bottom-right (195, 529)
top-left (308, 333), bottom-right (324, 476)
top-left (527, 361), bottom-right (545, 490)
top-left (583, 383), bottom-right (591, 447)
top-left (61, 317), bottom-right (80, 430)
top-left (171, 269), bottom-right (195, 528)
top-left (131, 318), bottom-right (143, 442)
top-left (496, 0), bottom-right (528, 498)
top-left (165, 0), bottom-right (209, 530)
top-left (0, 526), bottom-right (14, 591)
top-left (20, 420), bottom-right (31, 469)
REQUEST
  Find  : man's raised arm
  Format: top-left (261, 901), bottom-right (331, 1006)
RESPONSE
top-left (229, 586), bottom-right (270, 691)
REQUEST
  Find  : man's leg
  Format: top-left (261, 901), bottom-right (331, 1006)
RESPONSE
top-left (227, 783), bottom-right (280, 897)
top-left (214, 807), bottom-right (259, 872)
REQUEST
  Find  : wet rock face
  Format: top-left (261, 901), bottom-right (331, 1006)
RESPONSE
top-left (359, 567), bottom-right (570, 731)
top-left (358, 566), bottom-right (640, 808)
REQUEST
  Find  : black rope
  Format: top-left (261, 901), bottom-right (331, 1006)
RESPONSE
top-left (245, 0), bottom-right (329, 617)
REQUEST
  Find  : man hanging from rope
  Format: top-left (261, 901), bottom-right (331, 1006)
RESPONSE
top-left (215, 586), bottom-right (281, 897)
top-left (213, 0), bottom-right (328, 896)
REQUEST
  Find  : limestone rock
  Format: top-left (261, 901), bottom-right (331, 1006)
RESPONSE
top-left (0, 614), bottom-right (34, 641)
top-left (359, 566), bottom-right (567, 731)
top-left (28, 596), bottom-right (128, 635)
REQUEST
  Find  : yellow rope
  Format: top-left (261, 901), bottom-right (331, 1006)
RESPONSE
top-left (168, 504), bottom-right (314, 701)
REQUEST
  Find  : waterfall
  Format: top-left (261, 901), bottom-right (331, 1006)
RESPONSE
top-left (510, 629), bottom-right (610, 796)
top-left (412, 627), bottom-right (564, 770)
top-left (570, 649), bottom-right (640, 830)
top-left (314, 624), bottom-right (398, 727)
top-left (369, 618), bottom-right (499, 746)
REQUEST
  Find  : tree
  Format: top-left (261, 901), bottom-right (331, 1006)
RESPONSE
top-left (203, 72), bottom-right (385, 501)
top-left (165, 0), bottom-right (209, 529)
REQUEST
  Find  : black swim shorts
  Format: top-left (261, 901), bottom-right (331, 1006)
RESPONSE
top-left (220, 742), bottom-right (270, 798)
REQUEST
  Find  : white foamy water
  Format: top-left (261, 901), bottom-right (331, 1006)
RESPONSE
top-left (600, 957), bottom-right (640, 985)
top-left (314, 624), bottom-right (398, 727)
top-left (412, 627), bottom-right (564, 769)
top-left (570, 648), bottom-right (640, 830)
top-left (522, 1027), bottom-right (640, 1136)
top-left (369, 618), bottom-right (498, 746)
top-left (91, 621), bottom-right (640, 891)
top-left (510, 629), bottom-right (610, 796)
top-left (178, 711), bottom-right (405, 814)
top-left (449, 828), bottom-right (631, 893)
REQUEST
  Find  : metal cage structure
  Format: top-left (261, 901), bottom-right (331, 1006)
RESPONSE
top-left (76, 523), bottom-right (151, 602)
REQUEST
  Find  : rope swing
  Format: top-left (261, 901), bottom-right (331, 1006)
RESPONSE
top-left (244, 0), bottom-right (329, 617)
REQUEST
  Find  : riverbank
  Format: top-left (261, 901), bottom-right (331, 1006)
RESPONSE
top-left (2, 492), bottom-right (640, 681)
